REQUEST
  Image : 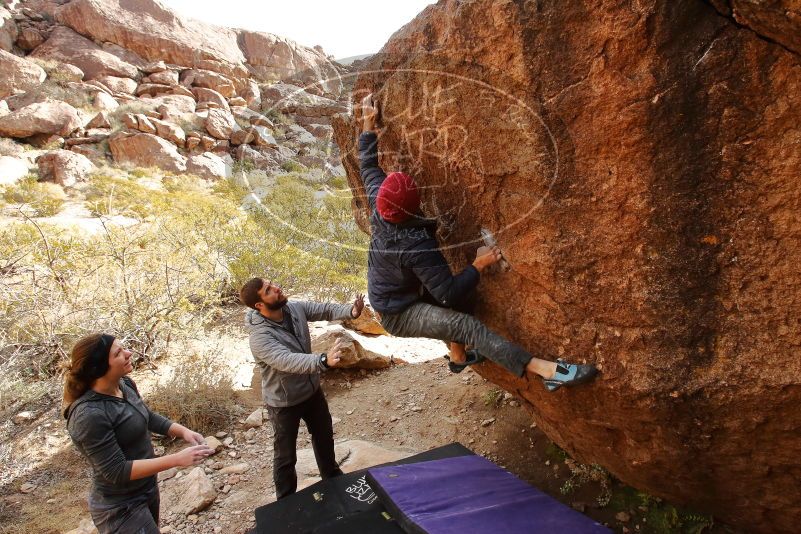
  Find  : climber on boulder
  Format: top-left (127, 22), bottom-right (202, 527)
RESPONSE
top-left (354, 93), bottom-right (598, 391)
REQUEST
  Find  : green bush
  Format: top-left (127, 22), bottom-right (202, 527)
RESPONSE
top-left (2, 176), bottom-right (66, 217)
top-left (280, 160), bottom-right (307, 173)
top-left (84, 172), bottom-right (157, 218)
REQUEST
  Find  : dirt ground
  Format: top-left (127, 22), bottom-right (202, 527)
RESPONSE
top-left (0, 323), bottom-right (740, 534)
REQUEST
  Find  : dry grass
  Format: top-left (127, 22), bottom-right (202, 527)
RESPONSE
top-left (145, 352), bottom-right (238, 435)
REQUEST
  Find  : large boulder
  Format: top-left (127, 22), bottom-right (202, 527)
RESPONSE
top-left (186, 152), bottom-right (232, 181)
top-left (94, 75), bottom-right (138, 94)
top-left (331, 1), bottom-right (801, 532)
top-left (180, 69), bottom-right (236, 97)
top-left (0, 49), bottom-right (46, 99)
top-left (310, 324), bottom-right (391, 369)
top-left (16, 26), bottom-right (46, 52)
top-left (37, 150), bottom-right (95, 187)
top-left (149, 117), bottom-right (185, 147)
top-left (108, 132), bottom-right (187, 173)
top-left (0, 6), bottom-right (18, 52)
top-left (152, 94), bottom-right (197, 115)
top-left (143, 69), bottom-right (178, 86)
top-left (204, 108), bottom-right (236, 140)
top-left (193, 87), bottom-right (229, 112)
top-left (0, 100), bottom-right (81, 138)
top-left (238, 31), bottom-right (343, 92)
top-left (30, 26), bottom-right (141, 80)
top-left (55, 0), bottom-right (247, 67)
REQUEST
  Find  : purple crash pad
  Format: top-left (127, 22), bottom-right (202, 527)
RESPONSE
top-left (367, 454), bottom-right (610, 534)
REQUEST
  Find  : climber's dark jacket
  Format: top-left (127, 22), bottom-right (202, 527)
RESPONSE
top-left (65, 376), bottom-right (173, 505)
top-left (359, 131), bottom-right (480, 315)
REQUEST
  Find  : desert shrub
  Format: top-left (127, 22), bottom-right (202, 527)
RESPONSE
top-left (145, 352), bottom-right (237, 435)
top-left (84, 172), bottom-right (158, 218)
top-left (34, 79), bottom-right (93, 110)
top-left (1, 162), bottom-right (366, 385)
top-left (231, 158), bottom-right (256, 175)
top-left (483, 387), bottom-right (503, 407)
top-left (280, 160), bottom-right (306, 173)
top-left (606, 486), bottom-right (714, 533)
top-left (2, 176), bottom-right (66, 217)
top-left (173, 114), bottom-right (204, 135)
top-left (129, 167), bottom-right (151, 178)
top-left (262, 107), bottom-right (293, 126)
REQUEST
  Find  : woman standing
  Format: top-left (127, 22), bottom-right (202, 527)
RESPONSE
top-left (63, 333), bottom-right (214, 534)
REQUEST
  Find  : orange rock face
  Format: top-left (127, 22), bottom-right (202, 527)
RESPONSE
top-left (332, 1), bottom-right (801, 531)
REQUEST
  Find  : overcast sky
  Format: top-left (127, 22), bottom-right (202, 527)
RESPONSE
top-left (161, 0), bottom-right (437, 60)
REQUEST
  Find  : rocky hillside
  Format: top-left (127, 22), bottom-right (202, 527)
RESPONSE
top-left (0, 0), bottom-right (350, 183)
top-left (333, 1), bottom-right (801, 532)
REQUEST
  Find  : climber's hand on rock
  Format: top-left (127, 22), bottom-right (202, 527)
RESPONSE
top-left (473, 246), bottom-right (503, 272)
top-left (359, 93), bottom-right (379, 132)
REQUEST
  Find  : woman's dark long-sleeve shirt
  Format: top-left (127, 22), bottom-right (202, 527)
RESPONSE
top-left (66, 377), bottom-right (173, 505)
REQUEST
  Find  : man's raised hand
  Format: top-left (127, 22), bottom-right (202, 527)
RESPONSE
top-left (327, 339), bottom-right (345, 368)
top-left (351, 293), bottom-right (365, 318)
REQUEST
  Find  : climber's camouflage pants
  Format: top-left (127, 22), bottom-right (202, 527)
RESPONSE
top-left (380, 299), bottom-right (532, 377)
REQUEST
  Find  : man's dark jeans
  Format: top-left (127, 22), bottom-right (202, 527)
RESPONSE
top-left (381, 299), bottom-right (532, 377)
top-left (266, 387), bottom-right (342, 500)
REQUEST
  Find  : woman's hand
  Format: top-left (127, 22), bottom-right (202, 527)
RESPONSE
top-left (168, 423), bottom-right (205, 445)
top-left (182, 428), bottom-right (205, 446)
top-left (173, 444), bottom-right (215, 467)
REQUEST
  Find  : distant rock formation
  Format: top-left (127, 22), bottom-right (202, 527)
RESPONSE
top-left (332, 1), bottom-right (801, 532)
top-left (0, 0), bottom-right (350, 178)
top-left (55, 0), bottom-right (344, 91)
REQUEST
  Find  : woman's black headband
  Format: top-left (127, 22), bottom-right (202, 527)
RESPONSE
top-left (78, 334), bottom-right (116, 380)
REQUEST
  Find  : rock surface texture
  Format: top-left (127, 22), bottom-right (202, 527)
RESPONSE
top-left (332, 1), bottom-right (801, 532)
top-left (0, 49), bottom-right (46, 99)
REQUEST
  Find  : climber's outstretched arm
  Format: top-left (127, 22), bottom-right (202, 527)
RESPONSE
top-left (357, 93), bottom-right (384, 214)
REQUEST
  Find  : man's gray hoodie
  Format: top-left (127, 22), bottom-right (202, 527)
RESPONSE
top-left (245, 300), bottom-right (352, 407)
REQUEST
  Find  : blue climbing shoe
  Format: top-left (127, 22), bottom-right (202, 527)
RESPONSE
top-left (446, 349), bottom-right (485, 374)
top-left (543, 359), bottom-right (598, 392)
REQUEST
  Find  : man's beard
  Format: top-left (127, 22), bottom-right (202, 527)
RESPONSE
top-left (265, 296), bottom-right (288, 311)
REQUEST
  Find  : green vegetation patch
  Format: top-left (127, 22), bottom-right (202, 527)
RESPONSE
top-left (2, 175), bottom-right (66, 217)
top-left (607, 486), bottom-right (714, 534)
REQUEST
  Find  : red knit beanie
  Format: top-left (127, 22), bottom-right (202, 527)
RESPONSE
top-left (377, 172), bottom-right (420, 223)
